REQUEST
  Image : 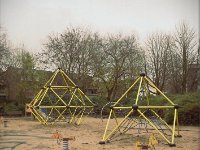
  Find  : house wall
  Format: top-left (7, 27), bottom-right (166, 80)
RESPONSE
top-left (0, 67), bottom-right (99, 104)
top-left (187, 64), bottom-right (200, 92)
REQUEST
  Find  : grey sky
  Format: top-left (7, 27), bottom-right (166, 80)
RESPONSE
top-left (0, 0), bottom-right (199, 53)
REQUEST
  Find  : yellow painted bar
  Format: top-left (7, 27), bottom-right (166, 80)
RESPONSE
top-left (70, 107), bottom-right (78, 123)
top-left (69, 106), bottom-right (94, 108)
top-left (33, 108), bottom-right (48, 124)
top-left (39, 106), bottom-right (67, 108)
top-left (143, 79), bottom-right (150, 105)
top-left (77, 89), bottom-right (85, 104)
top-left (77, 108), bottom-right (85, 125)
top-left (114, 77), bottom-right (141, 106)
top-left (137, 109), bottom-right (171, 144)
top-left (33, 90), bottom-right (46, 106)
top-left (29, 89), bottom-right (42, 105)
top-left (30, 108), bottom-right (43, 123)
top-left (73, 89), bottom-right (85, 105)
top-left (32, 108), bottom-right (44, 123)
top-left (76, 108), bottom-right (88, 125)
top-left (68, 88), bottom-right (77, 105)
top-left (47, 107), bottom-right (54, 118)
top-left (60, 70), bottom-right (69, 86)
top-left (104, 109), bottom-right (133, 141)
top-left (32, 89), bottom-right (45, 106)
top-left (138, 106), bottom-right (174, 109)
top-left (48, 69), bottom-right (59, 86)
top-left (44, 69), bottom-right (59, 87)
top-left (50, 88), bottom-right (67, 106)
top-left (37, 88), bottom-right (49, 106)
top-left (122, 118), bottom-right (138, 133)
top-left (176, 112), bottom-right (180, 136)
top-left (77, 88), bottom-right (95, 105)
top-left (112, 106), bottom-right (174, 109)
top-left (50, 86), bottom-right (72, 89)
top-left (60, 70), bottom-right (76, 86)
top-left (54, 107), bottom-right (65, 119)
top-left (70, 109), bottom-right (82, 124)
top-left (136, 77), bottom-right (143, 104)
top-left (113, 106), bottom-right (132, 109)
top-left (102, 109), bottom-right (113, 141)
top-left (54, 89), bottom-right (69, 105)
top-left (150, 109), bottom-right (178, 136)
top-left (78, 107), bottom-right (94, 125)
top-left (60, 69), bottom-right (94, 106)
top-left (171, 109), bottom-right (177, 144)
top-left (68, 108), bottom-right (73, 116)
top-left (112, 110), bottom-right (121, 133)
top-left (144, 77), bottom-right (174, 105)
top-left (68, 88), bottom-right (85, 105)
top-left (29, 68), bottom-right (94, 125)
top-left (121, 111), bottom-right (146, 133)
top-left (52, 108), bottom-right (67, 124)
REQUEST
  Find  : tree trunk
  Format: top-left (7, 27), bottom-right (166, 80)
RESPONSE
top-left (182, 45), bottom-right (187, 93)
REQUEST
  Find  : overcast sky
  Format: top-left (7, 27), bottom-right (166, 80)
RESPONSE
top-left (0, 0), bottom-right (199, 53)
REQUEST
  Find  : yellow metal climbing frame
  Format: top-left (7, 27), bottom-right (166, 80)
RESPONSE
top-left (99, 73), bottom-right (181, 146)
top-left (28, 68), bottom-right (94, 125)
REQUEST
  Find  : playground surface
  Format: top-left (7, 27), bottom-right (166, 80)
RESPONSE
top-left (0, 117), bottom-right (200, 150)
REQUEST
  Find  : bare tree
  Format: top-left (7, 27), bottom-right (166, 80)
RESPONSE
top-left (91, 34), bottom-right (142, 101)
top-left (145, 33), bottom-right (173, 91)
top-left (198, 38), bottom-right (200, 64)
top-left (41, 28), bottom-right (97, 91)
top-left (173, 22), bottom-right (197, 93)
top-left (167, 48), bottom-right (182, 93)
top-left (41, 28), bottom-right (143, 101)
top-left (42, 28), bottom-right (83, 74)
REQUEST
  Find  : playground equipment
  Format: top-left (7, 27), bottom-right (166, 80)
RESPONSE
top-left (135, 133), bottom-right (158, 150)
top-left (63, 137), bottom-right (75, 150)
top-left (52, 130), bottom-right (75, 150)
top-left (52, 130), bottom-right (63, 144)
top-left (28, 68), bottom-right (95, 125)
top-left (99, 73), bottom-right (181, 146)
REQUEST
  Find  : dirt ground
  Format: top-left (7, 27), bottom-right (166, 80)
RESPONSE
top-left (0, 117), bottom-right (200, 150)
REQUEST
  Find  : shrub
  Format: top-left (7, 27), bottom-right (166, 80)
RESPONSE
top-left (165, 91), bottom-right (200, 125)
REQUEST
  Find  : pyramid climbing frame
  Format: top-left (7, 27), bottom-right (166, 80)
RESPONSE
top-left (28, 68), bottom-right (95, 125)
top-left (99, 73), bottom-right (181, 146)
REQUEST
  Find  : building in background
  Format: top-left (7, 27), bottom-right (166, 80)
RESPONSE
top-left (187, 64), bottom-right (200, 92)
top-left (0, 67), bottom-right (98, 113)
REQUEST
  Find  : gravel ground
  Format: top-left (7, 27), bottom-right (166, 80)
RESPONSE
top-left (0, 117), bottom-right (200, 150)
